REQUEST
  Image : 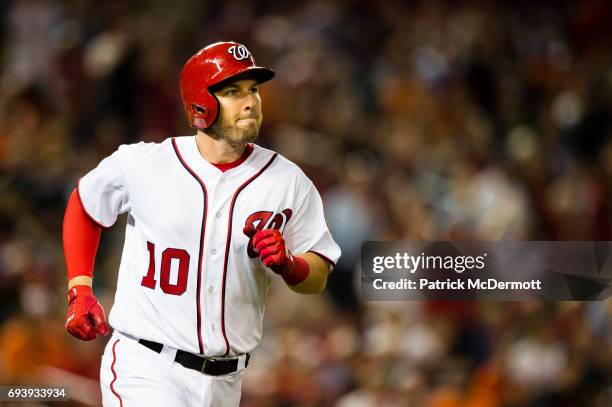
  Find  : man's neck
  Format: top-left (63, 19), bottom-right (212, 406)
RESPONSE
top-left (195, 131), bottom-right (246, 164)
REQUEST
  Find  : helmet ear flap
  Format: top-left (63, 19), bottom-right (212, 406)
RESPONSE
top-left (189, 104), bottom-right (207, 129)
top-left (192, 104), bottom-right (206, 114)
top-left (190, 93), bottom-right (219, 129)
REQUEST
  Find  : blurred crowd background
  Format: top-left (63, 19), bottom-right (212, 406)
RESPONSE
top-left (0, 0), bottom-right (611, 406)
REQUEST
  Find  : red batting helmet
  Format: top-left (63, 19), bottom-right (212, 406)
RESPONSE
top-left (179, 41), bottom-right (275, 129)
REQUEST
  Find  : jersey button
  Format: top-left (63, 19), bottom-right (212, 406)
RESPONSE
top-left (215, 212), bottom-right (221, 218)
top-left (211, 324), bottom-right (216, 331)
top-left (219, 179), bottom-right (225, 184)
top-left (208, 286), bottom-right (215, 294)
top-left (211, 248), bottom-right (217, 255)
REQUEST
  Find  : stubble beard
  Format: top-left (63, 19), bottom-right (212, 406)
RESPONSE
top-left (208, 115), bottom-right (261, 146)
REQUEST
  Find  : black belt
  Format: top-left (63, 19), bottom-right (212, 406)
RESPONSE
top-left (138, 338), bottom-right (249, 376)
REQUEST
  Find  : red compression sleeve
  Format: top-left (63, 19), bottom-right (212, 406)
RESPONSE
top-left (63, 189), bottom-right (101, 280)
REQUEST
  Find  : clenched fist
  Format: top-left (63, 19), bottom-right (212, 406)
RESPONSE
top-left (65, 285), bottom-right (109, 341)
top-left (243, 226), bottom-right (310, 285)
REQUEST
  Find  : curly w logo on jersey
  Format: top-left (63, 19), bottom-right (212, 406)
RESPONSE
top-left (244, 209), bottom-right (293, 258)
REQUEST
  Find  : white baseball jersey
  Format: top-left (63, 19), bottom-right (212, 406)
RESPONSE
top-left (78, 135), bottom-right (341, 357)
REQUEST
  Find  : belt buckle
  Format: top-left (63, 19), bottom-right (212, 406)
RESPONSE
top-left (201, 357), bottom-right (215, 374)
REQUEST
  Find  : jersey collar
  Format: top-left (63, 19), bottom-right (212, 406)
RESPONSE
top-left (172, 136), bottom-right (271, 179)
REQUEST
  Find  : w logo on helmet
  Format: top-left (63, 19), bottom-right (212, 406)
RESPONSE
top-left (228, 44), bottom-right (251, 61)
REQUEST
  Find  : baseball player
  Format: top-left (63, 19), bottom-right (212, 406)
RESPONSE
top-left (63, 41), bottom-right (341, 406)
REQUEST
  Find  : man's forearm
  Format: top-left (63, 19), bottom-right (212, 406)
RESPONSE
top-left (288, 252), bottom-right (330, 294)
top-left (64, 189), bottom-right (101, 291)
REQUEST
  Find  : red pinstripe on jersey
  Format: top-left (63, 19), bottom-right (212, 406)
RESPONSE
top-left (171, 137), bottom-right (208, 354)
top-left (220, 153), bottom-right (278, 356)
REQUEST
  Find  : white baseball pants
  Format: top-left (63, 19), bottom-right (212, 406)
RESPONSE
top-left (100, 331), bottom-right (245, 407)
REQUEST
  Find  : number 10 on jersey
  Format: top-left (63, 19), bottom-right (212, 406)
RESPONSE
top-left (141, 241), bottom-right (190, 295)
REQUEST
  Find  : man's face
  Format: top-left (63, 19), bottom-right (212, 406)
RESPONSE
top-left (209, 79), bottom-right (263, 145)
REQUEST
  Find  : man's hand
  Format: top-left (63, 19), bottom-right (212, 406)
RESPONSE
top-left (243, 226), bottom-right (294, 274)
top-left (65, 285), bottom-right (109, 341)
top-left (243, 225), bottom-right (312, 286)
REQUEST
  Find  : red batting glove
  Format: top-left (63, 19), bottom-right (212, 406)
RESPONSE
top-left (243, 226), bottom-right (310, 285)
top-left (65, 286), bottom-right (109, 341)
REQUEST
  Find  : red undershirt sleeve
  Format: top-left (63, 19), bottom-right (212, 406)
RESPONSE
top-left (63, 188), bottom-right (102, 281)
